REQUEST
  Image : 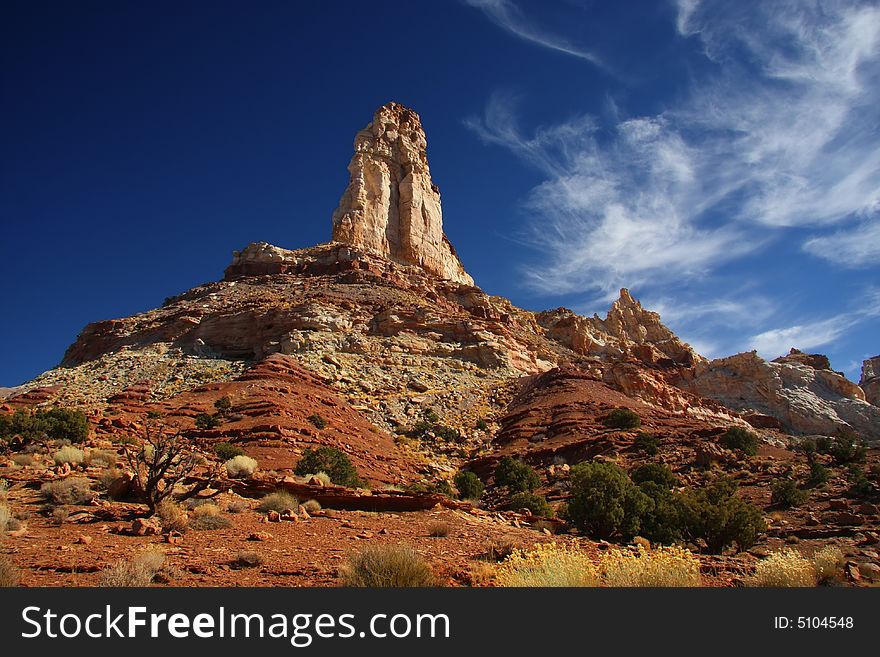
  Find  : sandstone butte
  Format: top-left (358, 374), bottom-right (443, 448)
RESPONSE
top-left (1, 102), bottom-right (879, 588)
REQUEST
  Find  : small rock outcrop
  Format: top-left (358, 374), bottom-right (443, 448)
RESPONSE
top-left (536, 288), bottom-right (702, 366)
top-left (861, 356), bottom-right (880, 407)
top-left (677, 350), bottom-right (880, 440)
top-left (330, 102), bottom-right (473, 286)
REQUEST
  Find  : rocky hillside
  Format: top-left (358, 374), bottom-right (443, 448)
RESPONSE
top-left (2, 102), bottom-right (878, 587)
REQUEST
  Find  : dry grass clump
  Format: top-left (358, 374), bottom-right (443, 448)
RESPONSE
top-left (53, 446), bottom-right (84, 466)
top-left (601, 545), bottom-right (702, 587)
top-left (0, 504), bottom-right (11, 532)
top-left (40, 477), bottom-right (93, 505)
top-left (0, 557), bottom-right (21, 587)
top-left (99, 549), bottom-right (165, 587)
top-left (301, 499), bottom-right (322, 513)
top-left (303, 471), bottom-right (332, 486)
top-left (427, 521), bottom-right (451, 538)
top-left (12, 454), bottom-right (35, 467)
top-left (495, 543), bottom-right (600, 587)
top-left (226, 499), bottom-right (251, 514)
top-left (225, 455), bottom-right (258, 479)
top-left (749, 547), bottom-right (845, 587)
top-left (51, 506), bottom-right (70, 526)
top-left (257, 492), bottom-right (299, 513)
top-left (85, 449), bottom-right (118, 468)
top-left (812, 545), bottom-right (845, 584)
top-left (156, 499), bottom-right (189, 533)
top-left (340, 545), bottom-right (435, 587)
top-left (188, 503), bottom-right (232, 530)
top-left (0, 504), bottom-right (15, 533)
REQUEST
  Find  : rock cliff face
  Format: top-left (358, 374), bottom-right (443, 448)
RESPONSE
top-left (536, 289), bottom-right (702, 366)
top-left (861, 356), bottom-right (880, 407)
top-left (677, 350), bottom-right (880, 440)
top-left (330, 102), bottom-right (473, 286)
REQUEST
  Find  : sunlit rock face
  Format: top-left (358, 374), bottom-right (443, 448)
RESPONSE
top-left (331, 102), bottom-right (473, 286)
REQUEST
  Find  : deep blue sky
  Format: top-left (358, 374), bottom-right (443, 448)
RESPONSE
top-left (2, 0), bottom-right (878, 386)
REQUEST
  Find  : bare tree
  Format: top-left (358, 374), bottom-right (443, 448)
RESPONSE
top-left (124, 423), bottom-right (217, 514)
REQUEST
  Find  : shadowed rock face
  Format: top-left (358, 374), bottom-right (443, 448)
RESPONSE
top-left (330, 102), bottom-right (473, 286)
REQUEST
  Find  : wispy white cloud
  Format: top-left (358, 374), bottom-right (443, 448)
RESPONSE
top-left (750, 317), bottom-right (855, 359)
top-left (463, 0), bottom-right (605, 68)
top-left (803, 217), bottom-right (880, 268)
top-left (746, 290), bottom-right (880, 359)
top-left (467, 0), bottom-right (880, 292)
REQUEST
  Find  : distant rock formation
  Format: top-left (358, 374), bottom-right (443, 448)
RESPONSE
top-left (330, 102), bottom-right (473, 286)
top-left (861, 355), bottom-right (880, 407)
top-left (677, 350), bottom-right (880, 440)
top-left (536, 288), bottom-right (702, 366)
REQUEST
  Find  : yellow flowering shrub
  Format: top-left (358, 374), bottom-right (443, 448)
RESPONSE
top-left (749, 549), bottom-right (817, 587)
top-left (601, 545), bottom-right (702, 587)
top-left (495, 542), bottom-right (600, 587)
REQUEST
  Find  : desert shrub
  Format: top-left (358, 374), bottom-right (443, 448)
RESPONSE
top-left (123, 425), bottom-right (214, 513)
top-left (0, 557), bottom-right (20, 587)
top-left (636, 481), bottom-right (688, 545)
top-left (307, 414), bottom-right (327, 430)
top-left (214, 442), bottom-right (244, 460)
top-left (301, 499), bottom-right (321, 513)
top-left (340, 545), bottom-right (435, 587)
top-left (815, 435), bottom-right (833, 453)
top-left (807, 461), bottom-right (831, 487)
top-left (830, 434), bottom-right (867, 465)
top-left (771, 478), bottom-right (808, 508)
top-left (494, 456), bottom-right (540, 493)
top-left (604, 408), bottom-right (641, 430)
top-left (475, 419), bottom-right (489, 431)
top-left (225, 455), bottom-right (258, 479)
top-left (846, 464), bottom-right (873, 496)
top-left (630, 463), bottom-right (678, 489)
top-left (1, 407), bottom-right (89, 445)
top-left (427, 521), bottom-right (451, 537)
top-left (506, 492), bottom-right (553, 517)
top-left (495, 543), bottom-right (599, 587)
top-left (634, 433), bottom-right (661, 455)
top-left (295, 447), bottom-right (363, 488)
top-left (433, 424), bottom-right (463, 442)
top-left (189, 504), bottom-right (232, 531)
top-left (156, 499), bottom-right (189, 533)
top-left (234, 551), bottom-right (263, 568)
top-left (40, 477), bottom-right (93, 505)
top-left (214, 396), bottom-right (232, 415)
top-left (749, 549), bottom-right (817, 587)
top-left (567, 461), bottom-right (651, 541)
top-left (85, 449), bottom-right (117, 468)
top-left (100, 549), bottom-right (165, 587)
top-left (257, 492), bottom-right (299, 513)
top-left (454, 470), bottom-right (484, 500)
top-left (812, 546), bottom-right (845, 584)
top-left (601, 545), bottom-right (701, 587)
top-left (681, 478), bottom-right (766, 554)
top-left (720, 427), bottom-right (759, 456)
top-left (194, 413), bottom-right (221, 430)
top-left (146, 410), bottom-right (163, 420)
top-left (12, 453), bottom-right (34, 467)
top-left (52, 445), bottom-right (84, 466)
